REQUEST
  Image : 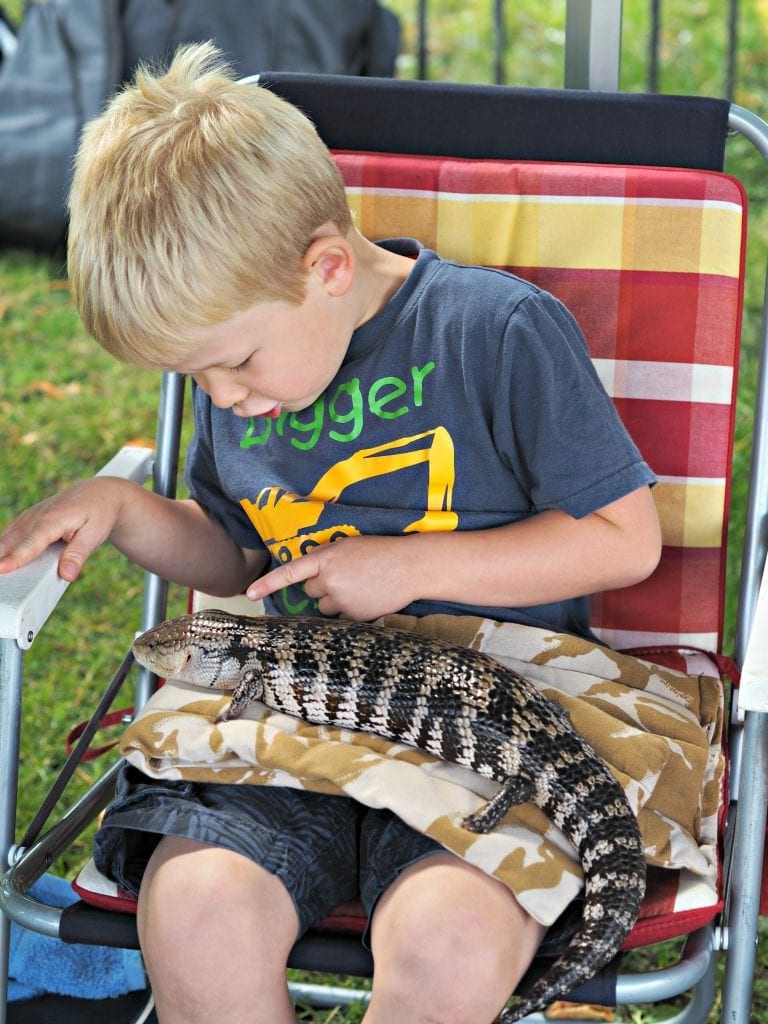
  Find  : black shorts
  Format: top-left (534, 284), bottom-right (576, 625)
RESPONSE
top-left (94, 764), bottom-right (580, 956)
top-left (94, 764), bottom-right (446, 941)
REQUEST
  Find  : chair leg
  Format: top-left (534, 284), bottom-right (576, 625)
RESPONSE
top-left (720, 709), bottom-right (768, 1022)
top-left (0, 639), bottom-right (24, 1024)
top-left (660, 952), bottom-right (718, 1024)
top-left (288, 980), bottom-right (371, 1010)
top-left (0, 913), bottom-right (8, 1024)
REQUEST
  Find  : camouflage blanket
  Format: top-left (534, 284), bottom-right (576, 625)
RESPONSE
top-left (120, 613), bottom-right (724, 929)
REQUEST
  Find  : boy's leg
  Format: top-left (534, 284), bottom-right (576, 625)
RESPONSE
top-left (364, 853), bottom-right (546, 1024)
top-left (137, 837), bottom-right (300, 1024)
top-left (94, 774), bottom-right (361, 1024)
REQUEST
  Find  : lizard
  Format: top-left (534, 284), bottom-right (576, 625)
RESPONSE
top-left (132, 608), bottom-right (647, 1022)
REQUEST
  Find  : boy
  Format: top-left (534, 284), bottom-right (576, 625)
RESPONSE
top-left (0, 44), bottom-right (661, 1024)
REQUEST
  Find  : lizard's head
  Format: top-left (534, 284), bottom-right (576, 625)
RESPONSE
top-left (132, 610), bottom-right (254, 690)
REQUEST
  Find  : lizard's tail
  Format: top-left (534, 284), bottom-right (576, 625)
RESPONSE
top-left (501, 780), bottom-right (646, 1021)
top-left (499, 904), bottom-right (641, 1022)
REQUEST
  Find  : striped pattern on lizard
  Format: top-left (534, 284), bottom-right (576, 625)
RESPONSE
top-left (132, 609), bottom-right (646, 1022)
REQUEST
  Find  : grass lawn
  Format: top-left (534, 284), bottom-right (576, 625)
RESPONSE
top-left (2, 1), bottom-right (768, 1020)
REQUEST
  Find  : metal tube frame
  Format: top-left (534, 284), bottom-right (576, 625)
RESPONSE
top-left (716, 102), bottom-right (768, 1024)
top-left (0, 640), bottom-right (23, 1019)
top-left (564, 0), bottom-right (623, 91)
top-left (134, 372), bottom-right (185, 712)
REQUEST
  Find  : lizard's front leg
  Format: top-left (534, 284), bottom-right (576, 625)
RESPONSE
top-left (215, 667), bottom-right (264, 722)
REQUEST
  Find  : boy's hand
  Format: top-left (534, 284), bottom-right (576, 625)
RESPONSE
top-left (0, 478), bottom-right (126, 581)
top-left (245, 487), bottom-right (662, 621)
top-left (246, 535), bottom-right (418, 621)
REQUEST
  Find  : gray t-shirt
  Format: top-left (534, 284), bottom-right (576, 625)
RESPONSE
top-left (187, 244), bottom-right (655, 637)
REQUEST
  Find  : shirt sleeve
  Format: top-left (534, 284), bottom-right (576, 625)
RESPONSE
top-left (185, 384), bottom-right (268, 550)
top-left (492, 289), bottom-right (656, 519)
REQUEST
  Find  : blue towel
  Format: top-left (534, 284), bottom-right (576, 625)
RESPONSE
top-left (8, 873), bottom-right (145, 1001)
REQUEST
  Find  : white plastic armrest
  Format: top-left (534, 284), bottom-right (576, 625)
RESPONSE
top-left (738, 554), bottom-right (768, 713)
top-left (0, 445), bottom-right (154, 649)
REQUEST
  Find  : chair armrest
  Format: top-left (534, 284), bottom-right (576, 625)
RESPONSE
top-left (737, 554), bottom-right (768, 713)
top-left (0, 446), bottom-right (154, 649)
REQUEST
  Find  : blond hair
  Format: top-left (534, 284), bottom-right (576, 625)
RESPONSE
top-left (67, 42), bottom-right (352, 368)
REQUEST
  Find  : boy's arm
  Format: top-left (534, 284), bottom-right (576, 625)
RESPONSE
top-left (0, 476), bottom-right (268, 596)
top-left (246, 485), bottom-right (661, 621)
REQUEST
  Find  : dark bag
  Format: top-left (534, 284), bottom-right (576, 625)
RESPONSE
top-left (0, 0), bottom-right (399, 251)
top-left (122, 0), bottom-right (400, 79)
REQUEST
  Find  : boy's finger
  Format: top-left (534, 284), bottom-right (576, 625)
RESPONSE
top-left (0, 533), bottom-right (54, 574)
top-left (58, 520), bottom-right (109, 581)
top-left (58, 545), bottom-right (86, 581)
top-left (246, 554), bottom-right (318, 600)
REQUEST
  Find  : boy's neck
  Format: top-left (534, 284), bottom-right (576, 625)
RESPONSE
top-left (349, 230), bottom-right (416, 329)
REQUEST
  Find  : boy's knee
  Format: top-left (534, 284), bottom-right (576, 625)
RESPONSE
top-left (137, 836), bottom-right (298, 953)
top-left (139, 837), bottom-right (239, 910)
top-left (392, 910), bottom-right (518, 981)
top-left (367, 857), bottom-right (545, 1023)
top-left (370, 911), bottom-right (527, 1024)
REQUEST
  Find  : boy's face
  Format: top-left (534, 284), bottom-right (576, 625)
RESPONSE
top-left (173, 229), bottom-right (362, 418)
top-left (174, 280), bottom-right (353, 420)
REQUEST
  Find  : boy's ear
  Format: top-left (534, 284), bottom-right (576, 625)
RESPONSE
top-left (303, 235), bottom-right (354, 297)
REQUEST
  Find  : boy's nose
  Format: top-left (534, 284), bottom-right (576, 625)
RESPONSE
top-left (192, 372), bottom-right (247, 411)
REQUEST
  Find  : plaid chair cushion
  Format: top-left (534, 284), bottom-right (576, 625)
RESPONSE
top-left (335, 152), bottom-right (746, 651)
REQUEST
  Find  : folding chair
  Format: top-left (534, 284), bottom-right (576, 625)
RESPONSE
top-left (2, 74), bottom-right (768, 1024)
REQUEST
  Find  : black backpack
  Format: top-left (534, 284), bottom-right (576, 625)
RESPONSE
top-left (0, 0), bottom-right (399, 250)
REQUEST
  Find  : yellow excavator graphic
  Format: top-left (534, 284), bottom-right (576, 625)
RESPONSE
top-left (240, 428), bottom-right (459, 564)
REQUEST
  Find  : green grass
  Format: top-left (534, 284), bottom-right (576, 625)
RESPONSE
top-left (2, 1), bottom-right (768, 1021)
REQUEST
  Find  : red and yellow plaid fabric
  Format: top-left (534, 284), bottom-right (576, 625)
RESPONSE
top-left (335, 152), bottom-right (746, 652)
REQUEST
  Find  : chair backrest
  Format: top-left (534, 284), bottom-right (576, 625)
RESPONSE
top-left (254, 74), bottom-right (744, 652)
top-left (333, 151), bottom-right (745, 651)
